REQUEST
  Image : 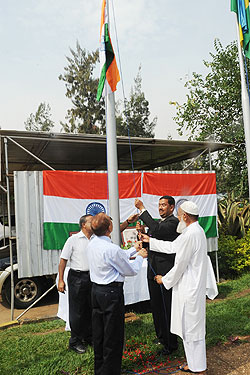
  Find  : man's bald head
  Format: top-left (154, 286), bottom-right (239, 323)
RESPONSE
top-left (91, 213), bottom-right (112, 236)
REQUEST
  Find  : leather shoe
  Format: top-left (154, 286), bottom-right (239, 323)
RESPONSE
top-left (160, 346), bottom-right (178, 355)
top-left (69, 343), bottom-right (86, 354)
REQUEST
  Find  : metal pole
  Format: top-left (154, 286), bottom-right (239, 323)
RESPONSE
top-left (15, 283), bottom-right (56, 320)
top-left (106, 92), bottom-right (121, 245)
top-left (215, 252), bottom-right (220, 283)
top-left (6, 136), bottom-right (55, 171)
top-left (105, 0), bottom-right (120, 246)
top-left (208, 147), bottom-right (220, 282)
top-left (235, 14), bottom-right (250, 201)
top-left (4, 138), bottom-right (14, 321)
top-left (208, 148), bottom-right (212, 171)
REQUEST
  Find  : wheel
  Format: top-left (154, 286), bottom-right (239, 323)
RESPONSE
top-left (3, 274), bottom-right (45, 309)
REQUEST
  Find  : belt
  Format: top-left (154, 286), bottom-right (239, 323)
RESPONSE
top-left (70, 269), bottom-right (89, 275)
top-left (94, 281), bottom-right (123, 287)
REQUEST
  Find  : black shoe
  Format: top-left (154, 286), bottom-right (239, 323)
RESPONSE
top-left (160, 345), bottom-right (178, 356)
top-left (153, 338), bottom-right (162, 345)
top-left (69, 343), bottom-right (86, 354)
top-left (82, 338), bottom-right (93, 347)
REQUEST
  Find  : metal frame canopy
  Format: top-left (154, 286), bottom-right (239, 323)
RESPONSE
top-left (0, 130), bottom-right (232, 175)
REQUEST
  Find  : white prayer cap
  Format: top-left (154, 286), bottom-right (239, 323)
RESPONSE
top-left (180, 201), bottom-right (199, 215)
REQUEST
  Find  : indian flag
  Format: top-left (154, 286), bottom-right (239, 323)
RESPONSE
top-left (43, 171), bottom-right (141, 250)
top-left (231, 0), bottom-right (250, 58)
top-left (96, 0), bottom-right (120, 101)
top-left (141, 171), bottom-right (217, 238)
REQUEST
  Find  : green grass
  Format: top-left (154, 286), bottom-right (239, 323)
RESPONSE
top-left (0, 274), bottom-right (249, 375)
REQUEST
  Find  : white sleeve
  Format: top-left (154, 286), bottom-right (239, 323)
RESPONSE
top-left (150, 237), bottom-right (178, 254)
top-left (162, 234), bottom-right (194, 290)
top-left (60, 236), bottom-right (73, 260)
top-left (106, 246), bottom-right (143, 277)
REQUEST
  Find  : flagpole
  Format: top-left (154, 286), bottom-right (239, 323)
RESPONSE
top-left (106, 0), bottom-right (121, 245)
top-left (235, 14), bottom-right (250, 201)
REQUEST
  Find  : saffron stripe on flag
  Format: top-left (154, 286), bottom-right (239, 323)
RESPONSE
top-left (43, 171), bottom-right (141, 199)
top-left (143, 172), bottom-right (216, 196)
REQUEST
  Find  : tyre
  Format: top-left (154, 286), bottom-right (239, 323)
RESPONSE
top-left (3, 273), bottom-right (45, 309)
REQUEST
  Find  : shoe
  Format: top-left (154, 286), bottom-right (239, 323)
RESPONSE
top-left (69, 343), bottom-right (86, 354)
top-left (82, 338), bottom-right (93, 346)
top-left (153, 338), bottom-right (162, 345)
top-left (160, 347), bottom-right (173, 356)
top-left (179, 364), bottom-right (207, 373)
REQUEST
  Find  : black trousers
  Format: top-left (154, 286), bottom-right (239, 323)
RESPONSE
top-left (148, 278), bottom-right (178, 351)
top-left (92, 282), bottom-right (125, 375)
top-left (67, 268), bottom-right (92, 346)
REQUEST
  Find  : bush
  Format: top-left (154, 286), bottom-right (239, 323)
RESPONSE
top-left (217, 230), bottom-right (250, 278)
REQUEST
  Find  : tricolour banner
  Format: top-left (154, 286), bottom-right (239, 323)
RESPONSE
top-left (43, 171), bottom-right (141, 249)
top-left (43, 171), bottom-right (217, 250)
top-left (142, 172), bottom-right (217, 238)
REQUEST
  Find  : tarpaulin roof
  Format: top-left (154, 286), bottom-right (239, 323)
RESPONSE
top-left (0, 130), bottom-right (232, 175)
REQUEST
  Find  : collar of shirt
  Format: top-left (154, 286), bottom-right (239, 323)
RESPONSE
top-left (76, 230), bottom-right (88, 239)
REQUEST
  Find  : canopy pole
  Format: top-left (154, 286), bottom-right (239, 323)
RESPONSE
top-left (4, 138), bottom-right (14, 320)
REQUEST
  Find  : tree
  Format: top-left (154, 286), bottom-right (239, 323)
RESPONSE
top-left (59, 42), bottom-right (105, 134)
top-left (170, 39), bottom-right (249, 198)
top-left (116, 66), bottom-right (157, 138)
top-left (24, 102), bottom-right (54, 132)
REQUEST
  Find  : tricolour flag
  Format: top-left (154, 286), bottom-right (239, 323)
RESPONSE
top-left (43, 171), bottom-right (141, 250)
top-left (142, 172), bottom-right (217, 238)
top-left (231, 0), bottom-right (250, 58)
top-left (96, 0), bottom-right (120, 101)
top-left (43, 171), bottom-right (217, 250)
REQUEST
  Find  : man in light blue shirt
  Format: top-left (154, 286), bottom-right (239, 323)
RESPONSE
top-left (87, 213), bottom-right (147, 375)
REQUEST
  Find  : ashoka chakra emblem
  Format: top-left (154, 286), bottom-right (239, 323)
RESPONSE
top-left (86, 202), bottom-right (106, 216)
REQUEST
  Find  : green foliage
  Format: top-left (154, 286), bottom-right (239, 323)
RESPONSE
top-left (116, 66), bottom-right (157, 138)
top-left (59, 41), bottom-right (105, 134)
top-left (24, 102), bottom-right (54, 132)
top-left (217, 231), bottom-right (250, 278)
top-left (171, 39), bottom-right (249, 197)
top-left (218, 193), bottom-right (250, 238)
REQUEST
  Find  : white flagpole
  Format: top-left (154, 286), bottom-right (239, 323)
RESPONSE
top-left (106, 0), bottom-right (121, 245)
top-left (235, 14), bottom-right (250, 201)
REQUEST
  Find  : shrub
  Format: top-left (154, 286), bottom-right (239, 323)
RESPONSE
top-left (217, 230), bottom-right (250, 278)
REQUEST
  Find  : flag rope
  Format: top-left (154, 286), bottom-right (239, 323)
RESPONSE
top-left (110, 0), bottom-right (138, 199)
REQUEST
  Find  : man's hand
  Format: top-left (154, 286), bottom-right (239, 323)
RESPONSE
top-left (140, 233), bottom-right (150, 243)
top-left (136, 221), bottom-right (145, 234)
top-left (57, 280), bottom-right (66, 293)
top-left (138, 248), bottom-right (148, 258)
top-left (154, 275), bottom-right (163, 284)
top-left (134, 241), bottom-right (142, 251)
top-left (127, 213), bottom-right (139, 223)
top-left (135, 198), bottom-right (145, 211)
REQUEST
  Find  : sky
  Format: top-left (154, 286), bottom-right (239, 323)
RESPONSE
top-left (0, 0), bottom-right (238, 140)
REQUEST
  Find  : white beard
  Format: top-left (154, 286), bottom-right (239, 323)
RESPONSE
top-left (176, 219), bottom-right (187, 234)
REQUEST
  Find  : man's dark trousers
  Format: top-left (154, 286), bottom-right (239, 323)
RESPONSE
top-left (68, 268), bottom-right (92, 346)
top-left (92, 282), bottom-right (124, 375)
top-left (140, 210), bottom-right (179, 352)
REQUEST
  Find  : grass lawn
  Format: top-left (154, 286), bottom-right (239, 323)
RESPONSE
top-left (0, 274), bottom-right (249, 375)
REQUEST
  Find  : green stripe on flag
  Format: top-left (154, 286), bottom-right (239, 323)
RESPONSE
top-left (198, 216), bottom-right (217, 238)
top-left (96, 23), bottom-right (116, 101)
top-left (43, 222), bottom-right (80, 250)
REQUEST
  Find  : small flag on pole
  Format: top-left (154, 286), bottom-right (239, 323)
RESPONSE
top-left (231, 0), bottom-right (250, 58)
top-left (97, 0), bottom-right (120, 101)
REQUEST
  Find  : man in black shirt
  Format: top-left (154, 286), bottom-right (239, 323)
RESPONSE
top-left (135, 196), bottom-right (179, 355)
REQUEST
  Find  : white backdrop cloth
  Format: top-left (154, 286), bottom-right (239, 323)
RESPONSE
top-left (57, 259), bottom-right (149, 330)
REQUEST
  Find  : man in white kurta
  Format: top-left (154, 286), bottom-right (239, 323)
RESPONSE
top-left (142, 201), bottom-right (218, 374)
